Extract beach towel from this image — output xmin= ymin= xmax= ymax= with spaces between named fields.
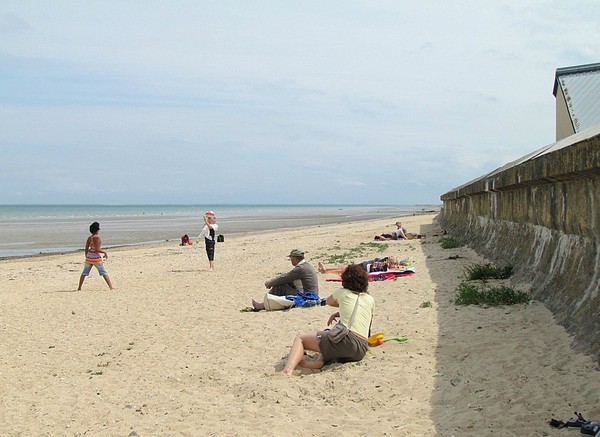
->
xmin=325 ymin=267 xmax=416 ymax=282
xmin=373 ymin=234 xmax=424 ymax=242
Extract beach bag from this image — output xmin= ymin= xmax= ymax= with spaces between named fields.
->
xmin=285 ymin=291 xmax=320 ymax=308
xmin=217 ymin=234 xmax=224 ymax=242
xmin=329 ymin=322 xmax=350 ymax=343
xmin=328 ymin=294 xmax=362 ymax=343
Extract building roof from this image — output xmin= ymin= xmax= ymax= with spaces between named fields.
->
xmin=553 ymin=62 xmax=600 ymax=133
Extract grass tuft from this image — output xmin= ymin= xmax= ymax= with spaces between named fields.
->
xmin=321 ymin=242 xmax=388 ymax=264
xmin=441 ymin=237 xmax=465 ymax=249
xmin=453 ymin=282 xmax=531 ymax=306
xmin=464 ymin=263 xmax=513 ymax=280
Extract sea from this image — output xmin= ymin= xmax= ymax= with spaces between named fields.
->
xmin=0 ymin=204 xmax=440 ymax=258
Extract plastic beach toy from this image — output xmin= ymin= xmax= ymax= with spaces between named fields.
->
xmin=368 ymin=332 xmax=384 ymax=346
xmin=368 ymin=332 xmax=408 ymax=346
xmin=383 ymin=337 xmax=408 ymax=343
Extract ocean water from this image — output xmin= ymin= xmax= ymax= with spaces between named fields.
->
xmin=0 ymin=204 xmax=439 ymax=258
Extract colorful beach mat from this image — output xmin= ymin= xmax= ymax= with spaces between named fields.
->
xmin=326 ymin=267 xmax=416 ymax=282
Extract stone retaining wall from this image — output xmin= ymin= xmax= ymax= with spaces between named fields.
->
xmin=439 ymin=125 xmax=600 ymax=360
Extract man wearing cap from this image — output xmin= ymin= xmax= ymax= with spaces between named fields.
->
xmin=251 ymin=249 xmax=319 ymax=311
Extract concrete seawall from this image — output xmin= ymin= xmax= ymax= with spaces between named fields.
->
xmin=439 ymin=125 xmax=600 ymax=360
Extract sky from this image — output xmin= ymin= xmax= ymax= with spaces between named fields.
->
xmin=1 ymin=1 xmax=599 ymax=205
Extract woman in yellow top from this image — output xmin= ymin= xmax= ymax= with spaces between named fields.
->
xmin=77 ymin=222 xmax=114 ymax=290
xmin=281 ymin=263 xmax=374 ymax=376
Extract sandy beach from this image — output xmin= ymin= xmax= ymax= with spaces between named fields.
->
xmin=1 ymin=213 xmax=599 ymax=436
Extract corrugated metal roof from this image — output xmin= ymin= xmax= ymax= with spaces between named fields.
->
xmin=554 ymin=62 xmax=600 ymax=133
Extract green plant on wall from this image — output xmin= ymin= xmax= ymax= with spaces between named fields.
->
xmin=441 ymin=237 xmax=465 ymax=249
xmin=464 ymin=263 xmax=514 ymax=280
xmin=453 ymin=282 xmax=531 ymax=306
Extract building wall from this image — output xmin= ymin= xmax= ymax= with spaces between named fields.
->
xmin=439 ymin=127 xmax=600 ymax=360
xmin=555 ymin=85 xmax=575 ymax=141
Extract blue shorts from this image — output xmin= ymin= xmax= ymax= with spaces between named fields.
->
xmin=82 ymin=263 xmax=108 ymax=277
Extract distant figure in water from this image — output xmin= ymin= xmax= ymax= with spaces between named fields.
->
xmin=77 ymin=221 xmax=115 ymax=290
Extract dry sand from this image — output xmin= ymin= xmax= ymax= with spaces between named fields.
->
xmin=1 ymin=214 xmax=599 ymax=436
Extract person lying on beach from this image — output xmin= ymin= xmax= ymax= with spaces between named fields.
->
xmin=77 ymin=221 xmax=115 ymax=291
xmin=374 ymin=221 xmax=410 ymax=240
xmin=251 ymin=249 xmax=319 ymax=311
xmin=280 ymin=264 xmax=374 ymax=376
xmin=318 ymin=256 xmax=412 ymax=275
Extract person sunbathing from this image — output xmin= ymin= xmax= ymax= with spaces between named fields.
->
xmin=374 ymin=221 xmax=410 ymax=240
xmin=318 ymin=256 xmax=411 ymax=275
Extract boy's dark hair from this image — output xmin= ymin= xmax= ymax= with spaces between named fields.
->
xmin=90 ymin=222 xmax=100 ymax=234
xmin=341 ymin=264 xmax=369 ymax=294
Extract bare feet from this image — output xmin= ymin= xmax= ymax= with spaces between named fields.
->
xmin=299 ymin=354 xmax=324 ymax=369
xmin=251 ymin=299 xmax=265 ymax=311
xmin=317 ymin=262 xmax=326 ymax=273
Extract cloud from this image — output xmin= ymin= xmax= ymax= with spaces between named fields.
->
xmin=0 ymin=13 xmax=31 ymax=35
xmin=0 ymin=1 xmax=599 ymax=205
xmin=339 ymin=180 xmax=367 ymax=188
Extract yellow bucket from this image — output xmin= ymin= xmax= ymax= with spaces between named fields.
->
xmin=368 ymin=332 xmax=384 ymax=346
